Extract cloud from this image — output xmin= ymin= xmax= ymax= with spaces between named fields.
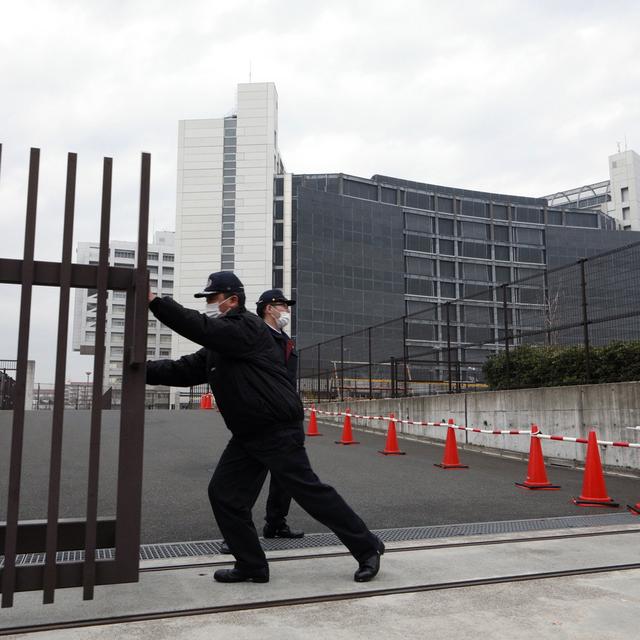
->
xmin=1 ymin=0 xmax=640 ymax=380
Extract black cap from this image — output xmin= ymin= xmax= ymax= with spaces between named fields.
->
xmin=194 ymin=272 xmax=245 ymax=298
xmin=257 ymin=288 xmax=296 ymax=307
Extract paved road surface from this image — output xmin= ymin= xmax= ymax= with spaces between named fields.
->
xmin=1 ymin=410 xmax=638 ymax=543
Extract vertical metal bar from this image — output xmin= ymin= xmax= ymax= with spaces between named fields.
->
xmin=543 ymin=270 xmax=551 ymax=346
xmin=580 ymin=259 xmax=591 ymax=383
xmin=339 ymin=336 xmax=344 ymax=402
xmin=502 ymin=284 xmax=511 ymax=389
xmin=114 ymin=153 xmax=150 ymax=583
xmin=368 ymin=328 xmax=372 ymax=400
xmin=2 ymin=147 xmax=39 ymax=608
xmin=43 ymin=152 xmax=77 ymax=604
xmin=316 ymin=344 xmax=320 ymax=403
xmin=83 ymin=157 xmax=112 ymax=600
xmin=446 ymin=303 xmax=452 ymax=393
xmin=402 ymin=316 xmax=408 ymax=397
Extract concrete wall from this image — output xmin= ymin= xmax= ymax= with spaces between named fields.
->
xmin=315 ymin=381 xmax=640 ymax=474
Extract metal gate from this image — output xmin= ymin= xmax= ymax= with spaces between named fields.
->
xmin=0 ymin=144 xmax=149 ymax=607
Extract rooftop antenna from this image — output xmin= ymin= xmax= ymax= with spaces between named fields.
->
xmin=617 ymin=141 xmax=621 ymax=153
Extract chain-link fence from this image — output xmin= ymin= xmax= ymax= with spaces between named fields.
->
xmin=298 ymin=240 xmax=640 ymax=402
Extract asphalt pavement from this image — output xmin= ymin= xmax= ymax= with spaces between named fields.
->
xmin=1 ymin=410 xmax=639 ymax=544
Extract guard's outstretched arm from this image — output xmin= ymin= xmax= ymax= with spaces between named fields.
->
xmin=146 ymin=347 xmax=208 ymax=387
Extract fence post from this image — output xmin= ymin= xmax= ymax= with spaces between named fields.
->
xmin=340 ymin=336 xmax=344 ymax=402
xmin=368 ymin=327 xmax=373 ymax=400
xmin=390 ymin=356 xmax=396 ymax=397
xmin=402 ymin=316 xmax=408 ymax=397
xmin=502 ymin=284 xmax=511 ymax=389
xmin=446 ymin=303 xmax=453 ymax=393
xmin=316 ymin=343 xmax=321 ymax=404
xmin=580 ymin=259 xmax=591 ymax=383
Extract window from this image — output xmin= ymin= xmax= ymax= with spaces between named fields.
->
xmin=621 ymin=187 xmax=629 ymax=203
xmin=461 ymin=305 xmax=493 ymax=324
xmin=405 ymin=256 xmax=435 ymax=276
xmin=623 ymin=207 xmax=630 ymax=220
xmin=162 ymin=267 xmax=174 ymax=274
xmin=436 ymin=196 xmax=453 ymax=214
xmin=405 ymin=277 xmax=434 ymax=296
xmin=439 ymin=261 xmax=456 ymax=278
xmin=407 ymin=322 xmax=437 ymax=341
xmin=460 ymin=200 xmax=489 ymax=218
xmin=493 ymin=225 xmax=510 ymax=243
xmin=438 ymin=218 xmax=455 ymax=236
xmin=273 ymin=269 xmax=283 ymax=288
xmin=343 ymin=179 xmax=377 ymax=201
xmin=405 ymin=212 xmax=434 ymax=233
xmin=514 ymin=228 xmax=544 ymax=245
xmin=163 ymin=254 xmax=174 ymax=262
xmin=518 ymin=287 xmax=544 ymax=304
xmin=381 ymin=187 xmax=397 ymax=204
xmin=159 ymin=349 xmax=171 ymax=357
xmin=460 ymin=221 xmax=490 ymax=240
xmin=462 ymin=263 xmax=491 ymax=281
xmin=495 ymin=266 xmax=511 ymax=283
xmin=112 ymin=318 xmax=126 ymax=327
xmin=405 ymin=234 xmax=434 ymax=253
xmin=439 ymin=239 xmax=455 ymax=256
xmin=493 ymin=204 xmax=508 ymax=220
xmin=114 ymin=249 xmax=134 ymax=259
xmin=274 ymin=200 xmax=284 ymax=220
xmin=462 ymin=284 xmax=493 ymax=301
xmin=460 ymin=242 xmax=490 ymax=259
xmin=273 ymin=246 xmax=283 ymax=265
xmin=405 ymin=191 xmax=432 ymax=210
xmin=514 ymin=207 xmax=543 ymax=224
xmin=547 ymin=209 xmax=563 ymax=225
xmin=112 ymin=304 xmax=126 ymax=314
xmin=494 ymin=245 xmax=510 ymax=261
xmin=516 ymin=247 xmax=544 ymax=264
xmin=273 ymin=223 xmax=284 ymax=242
xmin=160 ymin=335 xmax=172 ymax=345
xmin=440 ymin=282 xmax=456 ymax=298
xmin=624 ymin=224 xmax=632 ymax=230
xmin=148 ymin=252 xmax=158 ymax=261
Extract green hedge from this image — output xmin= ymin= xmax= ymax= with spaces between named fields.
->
xmin=482 ymin=341 xmax=640 ymax=390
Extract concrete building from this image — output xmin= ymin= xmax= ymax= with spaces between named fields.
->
xmin=173 ymin=83 xmax=285 ymax=364
xmin=72 ymin=231 xmax=175 ymax=394
xmin=544 ymin=148 xmax=640 ymax=231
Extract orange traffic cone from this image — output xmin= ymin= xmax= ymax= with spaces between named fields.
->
xmin=434 ymin=423 xmax=468 ymax=469
xmin=628 ymin=501 xmax=640 ymax=515
xmin=335 ymin=408 xmax=359 ymax=445
xmin=573 ymin=431 xmax=619 ymax=507
xmin=515 ymin=425 xmax=560 ymax=490
xmin=379 ymin=413 xmax=406 ymax=455
xmin=306 ymin=406 xmax=322 ymax=436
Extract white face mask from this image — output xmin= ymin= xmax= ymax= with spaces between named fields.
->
xmin=205 ymin=298 xmax=231 ymax=319
xmin=276 ymin=311 xmax=290 ymax=329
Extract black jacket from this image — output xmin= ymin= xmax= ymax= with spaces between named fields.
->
xmin=146 ymin=297 xmax=303 ymax=438
xmin=266 ymin=325 xmax=298 ymax=387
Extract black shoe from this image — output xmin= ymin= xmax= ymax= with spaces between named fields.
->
xmin=354 ymin=539 xmax=385 ymax=583
xmin=219 ymin=540 xmax=231 ymax=555
xmin=213 ymin=568 xmax=269 ymax=583
xmin=263 ymin=524 xmax=305 ymax=539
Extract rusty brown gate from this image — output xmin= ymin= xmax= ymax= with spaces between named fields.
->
xmin=0 ymin=144 xmax=149 ymax=607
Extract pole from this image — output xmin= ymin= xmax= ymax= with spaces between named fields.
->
xmin=502 ymin=284 xmax=511 ymax=389
xmin=580 ymin=259 xmax=591 ymax=383
xmin=446 ymin=303 xmax=452 ymax=393
xmin=368 ymin=327 xmax=373 ymax=400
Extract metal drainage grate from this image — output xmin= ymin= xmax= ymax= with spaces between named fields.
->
xmin=2 ymin=513 xmax=637 ymax=568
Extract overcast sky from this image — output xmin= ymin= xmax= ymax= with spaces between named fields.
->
xmin=1 ymin=0 xmax=639 ymax=383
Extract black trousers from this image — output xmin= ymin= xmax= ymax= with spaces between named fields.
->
xmin=265 ymin=475 xmax=292 ymax=529
xmin=208 ymin=424 xmax=379 ymax=574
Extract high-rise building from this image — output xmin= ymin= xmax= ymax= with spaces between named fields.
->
xmin=72 ymin=231 xmax=175 ymax=395
xmin=173 ymin=82 xmax=286 ymax=363
xmin=168 ymin=82 xmax=640 ymax=399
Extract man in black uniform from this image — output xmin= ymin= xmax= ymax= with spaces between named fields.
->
xmin=146 ymin=272 xmax=384 ymax=583
xmin=218 ymin=288 xmax=304 ymax=554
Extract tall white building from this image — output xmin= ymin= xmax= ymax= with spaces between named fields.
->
xmin=173 ymin=82 xmax=287 ymax=366
xmin=72 ymin=231 xmax=175 ymax=391
xmin=607 ymin=149 xmax=640 ymax=230
xmin=544 ymin=148 xmax=640 ymax=231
